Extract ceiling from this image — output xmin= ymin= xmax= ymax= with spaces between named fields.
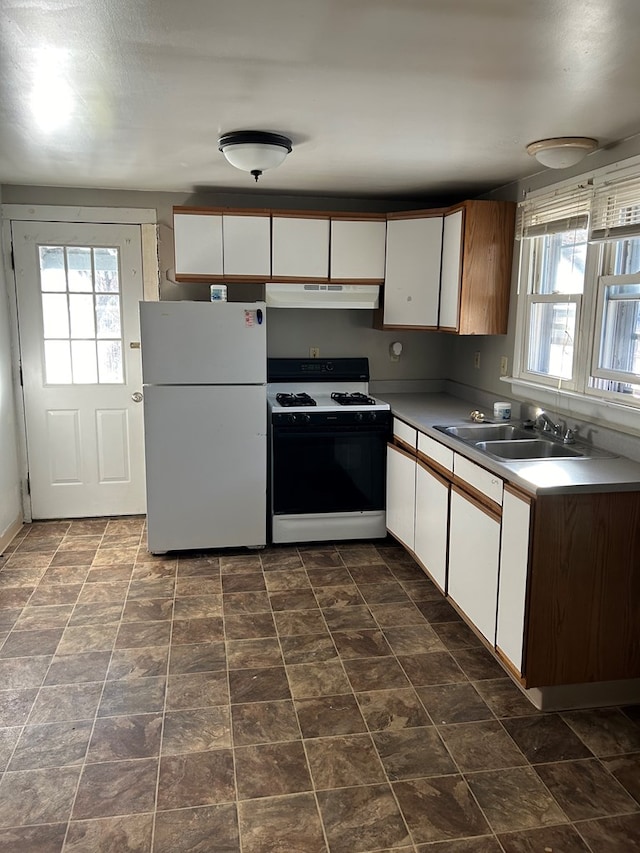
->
xmin=2 ymin=0 xmax=640 ymax=200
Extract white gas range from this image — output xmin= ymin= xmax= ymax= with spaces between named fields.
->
xmin=267 ymin=358 xmax=391 ymax=544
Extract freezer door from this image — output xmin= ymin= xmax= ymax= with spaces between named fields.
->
xmin=140 ymin=301 xmax=266 ymax=385
xmin=143 ymin=385 xmax=266 ymax=551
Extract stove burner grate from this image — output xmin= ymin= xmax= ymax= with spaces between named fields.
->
xmin=330 ymin=392 xmax=377 ymax=406
xmin=276 ymin=392 xmax=317 ymax=407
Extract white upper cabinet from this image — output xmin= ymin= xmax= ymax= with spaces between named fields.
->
xmin=174 ymin=212 xmax=223 ymax=277
xmin=330 ymin=219 xmax=386 ymax=280
xmin=272 ymin=216 xmax=330 ymax=279
xmin=223 ymin=215 xmax=271 ymax=277
xmin=439 ymin=209 xmax=463 ymax=330
xmin=383 ymin=215 xmax=443 ymax=327
xmin=174 ymin=210 xmax=270 ymax=279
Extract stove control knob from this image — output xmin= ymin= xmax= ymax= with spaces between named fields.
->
xmin=368 ymin=411 xmax=377 ymax=422
xmin=300 ymin=413 xmax=311 ymax=424
xmin=355 ymin=411 xmax=364 ymax=422
xmin=287 ymin=414 xmax=297 ymax=424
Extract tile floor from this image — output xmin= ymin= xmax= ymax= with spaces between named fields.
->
xmin=0 ymin=518 xmax=639 ymax=852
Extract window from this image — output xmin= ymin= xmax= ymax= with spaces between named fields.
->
xmin=514 ymin=164 xmax=640 ymax=410
xmin=39 ymin=245 xmax=124 ymax=384
xmin=515 ymin=183 xmax=590 ymax=389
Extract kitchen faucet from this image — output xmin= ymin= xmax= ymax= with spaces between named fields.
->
xmin=535 ymin=410 xmax=563 ymax=436
xmin=535 ymin=410 xmax=576 ymax=444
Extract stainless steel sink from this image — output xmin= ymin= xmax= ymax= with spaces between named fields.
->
xmin=436 ymin=424 xmax=533 ymax=442
xmin=433 ymin=421 xmax=616 ymax=462
xmin=475 ymin=439 xmax=584 ymax=460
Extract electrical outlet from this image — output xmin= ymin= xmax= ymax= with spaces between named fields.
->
xmin=309 ymin=347 xmax=320 ymax=358
xmin=500 ymin=356 xmax=509 ymax=377
xmin=474 ymin=351 xmax=481 ymax=369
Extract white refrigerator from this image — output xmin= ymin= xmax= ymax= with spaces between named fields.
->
xmin=140 ymin=301 xmax=267 ymax=553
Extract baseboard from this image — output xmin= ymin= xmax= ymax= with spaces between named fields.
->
xmin=0 ymin=514 xmax=23 ymax=555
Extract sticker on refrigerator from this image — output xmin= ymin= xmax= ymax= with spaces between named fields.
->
xmin=244 ymin=309 xmax=263 ymax=327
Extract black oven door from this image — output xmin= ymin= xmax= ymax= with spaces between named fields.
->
xmin=271 ymin=422 xmax=388 ymax=515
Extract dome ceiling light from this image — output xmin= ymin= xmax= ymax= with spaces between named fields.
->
xmin=526 ymin=137 xmax=598 ymax=170
xmin=218 ymin=130 xmax=293 ymax=182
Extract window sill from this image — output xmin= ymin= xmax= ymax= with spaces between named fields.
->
xmin=501 ymin=375 xmax=640 ymax=439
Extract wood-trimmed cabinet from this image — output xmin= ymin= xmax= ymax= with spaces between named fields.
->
xmin=174 ymin=209 xmax=271 ymax=280
xmin=413 ymin=432 xmax=453 ymax=592
xmin=330 ymin=215 xmax=386 ymax=282
xmin=173 ymin=202 xmax=515 ymax=336
xmin=496 ymin=486 xmax=532 ymax=676
xmin=439 ymin=200 xmax=516 ymax=335
xmin=387 ymin=421 xmax=640 ymax=691
xmin=382 ymin=213 xmax=443 ymax=328
xmin=271 ymin=213 xmax=330 ymax=281
xmin=447 ymin=452 xmax=504 ymax=644
xmin=386 ymin=419 xmax=418 ymax=550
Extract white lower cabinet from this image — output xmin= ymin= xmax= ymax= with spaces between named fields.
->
xmin=386 ymin=444 xmax=416 ymax=551
xmin=496 ymin=488 xmax=532 ymax=674
xmin=414 ymin=460 xmax=449 ymax=591
xmin=447 ymin=485 xmax=501 ymax=643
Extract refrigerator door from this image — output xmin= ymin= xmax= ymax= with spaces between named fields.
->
xmin=143 ymin=384 xmax=267 ymax=552
xmin=140 ymin=301 xmax=266 ymax=385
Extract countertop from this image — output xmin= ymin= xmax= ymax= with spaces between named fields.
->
xmin=378 ymin=392 xmax=640 ymax=496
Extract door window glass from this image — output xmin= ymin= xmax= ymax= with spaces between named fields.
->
xmin=38 ymin=245 xmax=124 ymax=384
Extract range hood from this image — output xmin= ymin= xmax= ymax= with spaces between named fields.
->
xmin=265 ymin=283 xmax=380 ymax=309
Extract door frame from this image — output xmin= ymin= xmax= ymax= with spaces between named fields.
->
xmin=1 ymin=205 xmax=159 ymax=521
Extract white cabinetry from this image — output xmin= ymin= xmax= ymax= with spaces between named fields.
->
xmin=174 ymin=212 xmax=223 ymax=277
xmin=330 ymin=219 xmax=386 ymax=280
xmin=386 ymin=420 xmax=417 ymax=552
xmin=173 ymin=211 xmax=270 ymax=279
xmin=223 ymin=215 xmax=271 ymax=277
xmin=448 ymin=485 xmax=501 ymax=643
xmin=272 ymin=216 xmax=330 ymax=279
xmin=383 ymin=215 xmax=443 ymax=327
xmin=439 ymin=209 xmax=463 ymax=330
xmin=386 ymin=444 xmax=416 ymax=551
xmin=448 ymin=454 xmax=503 ymax=644
xmin=414 ymin=460 xmax=449 ymax=591
xmin=496 ymin=488 xmax=532 ymax=674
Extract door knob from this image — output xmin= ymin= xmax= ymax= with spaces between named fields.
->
xmin=131 ymin=392 xmax=143 ymax=403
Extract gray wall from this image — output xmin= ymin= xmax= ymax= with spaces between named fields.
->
xmin=0 ymin=188 xmax=22 ymax=542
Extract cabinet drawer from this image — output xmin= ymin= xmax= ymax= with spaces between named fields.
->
xmin=417 ymin=432 xmax=453 ymax=473
xmin=393 ymin=418 xmax=417 ymax=450
xmin=453 ymin=454 xmax=503 ymax=506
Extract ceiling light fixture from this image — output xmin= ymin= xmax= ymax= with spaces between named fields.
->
xmin=218 ymin=130 xmax=293 ymax=182
xmin=526 ymin=137 xmax=598 ymax=169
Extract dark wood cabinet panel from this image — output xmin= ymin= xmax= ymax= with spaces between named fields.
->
xmin=524 ymin=491 xmax=640 ymax=687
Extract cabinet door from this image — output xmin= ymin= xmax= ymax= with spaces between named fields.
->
xmin=496 ymin=489 xmax=531 ymax=675
xmin=383 ymin=217 xmax=443 ymax=327
xmin=414 ymin=460 xmax=449 ymax=591
xmin=448 ymin=486 xmax=500 ymax=643
xmin=386 ymin=444 xmax=416 ymax=551
xmin=272 ymin=217 xmax=330 ymax=279
xmin=174 ymin=213 xmax=223 ymax=277
xmin=439 ymin=209 xmax=463 ymax=330
xmin=223 ymin=215 xmax=271 ymax=277
xmin=330 ymin=219 xmax=386 ymax=280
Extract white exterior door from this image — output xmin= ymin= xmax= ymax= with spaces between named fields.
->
xmin=12 ymin=221 xmax=146 ymax=519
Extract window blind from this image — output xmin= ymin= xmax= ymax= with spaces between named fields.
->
xmin=516 ymin=183 xmax=591 ymax=239
xmin=590 ymin=172 xmax=640 ymax=241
